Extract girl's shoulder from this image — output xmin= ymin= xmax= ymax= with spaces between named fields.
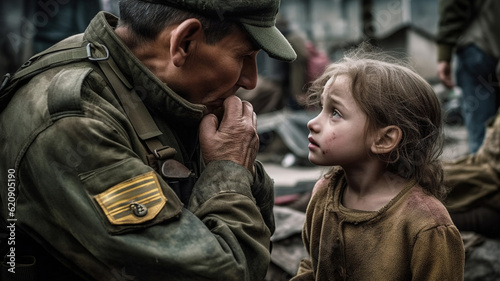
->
xmin=402 ymin=184 xmax=454 ymax=227
xmin=312 ymin=166 xmax=344 ymax=197
xmin=311 ymin=176 xmax=329 ymax=197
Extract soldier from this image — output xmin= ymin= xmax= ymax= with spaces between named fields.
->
xmin=0 ymin=0 xmax=296 ymax=280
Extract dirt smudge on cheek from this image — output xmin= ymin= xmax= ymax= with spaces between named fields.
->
xmin=322 ymin=134 xmax=336 ymax=155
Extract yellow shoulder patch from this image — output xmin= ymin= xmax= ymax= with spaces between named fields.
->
xmin=94 ymin=171 xmax=167 ymax=225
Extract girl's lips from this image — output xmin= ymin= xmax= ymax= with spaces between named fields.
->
xmin=308 ymin=136 xmax=319 ymax=149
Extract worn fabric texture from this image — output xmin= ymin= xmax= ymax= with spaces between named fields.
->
xmin=444 ymin=107 xmax=500 ymax=212
xmin=0 ymin=12 xmax=275 ymax=281
xmin=292 ymin=168 xmax=465 ymax=281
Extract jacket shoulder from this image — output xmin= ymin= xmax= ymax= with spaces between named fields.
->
xmin=47 ymin=66 xmax=94 ymax=120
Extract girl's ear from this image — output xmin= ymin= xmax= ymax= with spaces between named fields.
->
xmin=170 ymin=18 xmax=204 ymax=67
xmin=371 ymin=125 xmax=402 ymax=154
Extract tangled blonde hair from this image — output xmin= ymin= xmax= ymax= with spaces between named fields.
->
xmin=308 ymin=44 xmax=446 ymax=200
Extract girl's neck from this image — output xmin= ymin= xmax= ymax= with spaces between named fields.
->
xmin=342 ymin=165 xmax=408 ymax=211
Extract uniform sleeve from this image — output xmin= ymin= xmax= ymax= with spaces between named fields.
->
xmin=18 ymin=111 xmax=273 ymax=281
xmin=410 ymin=224 xmax=465 ymax=280
xmin=251 ymin=160 xmax=276 ymax=234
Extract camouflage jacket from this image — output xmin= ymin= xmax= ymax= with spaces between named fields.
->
xmin=0 ymin=12 xmax=274 ymax=281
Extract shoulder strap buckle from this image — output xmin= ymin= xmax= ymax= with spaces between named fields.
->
xmin=86 ymin=43 xmax=109 ymax=61
xmin=154 ymin=145 xmax=177 ymax=160
xmin=0 ymin=73 xmax=11 ymax=93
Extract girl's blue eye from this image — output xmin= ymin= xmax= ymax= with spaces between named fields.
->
xmin=331 ymin=109 xmax=342 ymax=118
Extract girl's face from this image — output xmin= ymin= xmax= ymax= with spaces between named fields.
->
xmin=307 ymin=75 xmax=373 ymax=167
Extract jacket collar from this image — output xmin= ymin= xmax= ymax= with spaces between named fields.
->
xmin=83 ymin=12 xmax=206 ymax=123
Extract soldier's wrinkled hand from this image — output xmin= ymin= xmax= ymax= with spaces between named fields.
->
xmin=199 ymin=96 xmax=259 ymax=175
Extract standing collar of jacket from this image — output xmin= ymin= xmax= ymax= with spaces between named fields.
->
xmin=83 ymin=11 xmax=206 ymax=123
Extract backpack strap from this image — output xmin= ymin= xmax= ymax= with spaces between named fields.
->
xmin=94 ymin=48 xmax=176 ymax=161
xmin=93 ymin=45 xmax=196 ymax=204
xmin=1 ymin=35 xmax=180 ymax=169
xmin=0 ymin=33 xmax=108 ymax=112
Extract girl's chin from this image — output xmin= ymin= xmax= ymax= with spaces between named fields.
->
xmin=308 ymin=154 xmax=330 ymax=167
xmin=307 ymin=155 xmax=318 ymax=165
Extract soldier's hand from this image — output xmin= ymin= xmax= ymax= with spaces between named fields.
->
xmin=199 ymin=96 xmax=258 ymax=175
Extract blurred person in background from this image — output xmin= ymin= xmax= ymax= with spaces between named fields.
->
xmin=436 ymin=0 xmax=500 ymax=153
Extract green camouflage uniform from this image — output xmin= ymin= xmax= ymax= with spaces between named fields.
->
xmin=0 ymin=12 xmax=275 ymax=281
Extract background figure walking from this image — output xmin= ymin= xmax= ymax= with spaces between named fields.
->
xmin=437 ymin=0 xmax=500 ymax=153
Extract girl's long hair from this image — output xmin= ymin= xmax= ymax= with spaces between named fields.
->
xmin=308 ymin=44 xmax=446 ymax=200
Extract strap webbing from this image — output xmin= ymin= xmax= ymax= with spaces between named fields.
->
xmin=14 ymin=49 xmax=87 ymax=79
xmin=96 ymin=56 xmax=176 ymax=160
xmin=1 ymin=36 xmax=89 ymax=112
xmin=11 ymin=34 xmax=88 ymax=84
xmin=1 ymin=36 xmax=175 ymax=160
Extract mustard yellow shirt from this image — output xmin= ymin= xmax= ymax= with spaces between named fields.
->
xmin=293 ymin=168 xmax=465 ymax=281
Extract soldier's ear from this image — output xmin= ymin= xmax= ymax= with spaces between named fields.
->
xmin=370 ymin=125 xmax=402 ymax=155
xmin=170 ymin=18 xmax=204 ymax=67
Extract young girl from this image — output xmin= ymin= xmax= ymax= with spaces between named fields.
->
xmin=292 ymin=48 xmax=465 ymax=281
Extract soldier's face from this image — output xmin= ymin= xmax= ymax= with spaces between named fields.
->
xmin=172 ymin=27 xmax=259 ymax=115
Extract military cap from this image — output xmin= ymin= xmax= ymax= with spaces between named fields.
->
xmin=138 ymin=0 xmax=297 ymax=62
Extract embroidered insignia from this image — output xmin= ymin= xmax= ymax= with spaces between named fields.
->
xmin=94 ymin=171 xmax=167 ymax=225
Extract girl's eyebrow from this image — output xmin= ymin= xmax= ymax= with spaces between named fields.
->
xmin=325 ymin=89 xmax=346 ymax=110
